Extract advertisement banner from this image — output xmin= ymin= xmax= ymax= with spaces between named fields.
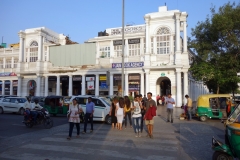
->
xmin=0 ymin=72 xmax=17 ymax=77
xmin=86 ymin=77 xmax=95 ymax=81
xmin=112 ymin=62 xmax=144 ymax=68
xmin=87 ymin=81 xmax=94 ymax=90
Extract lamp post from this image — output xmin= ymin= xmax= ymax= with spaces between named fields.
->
xmin=121 ymin=0 xmax=125 ymax=97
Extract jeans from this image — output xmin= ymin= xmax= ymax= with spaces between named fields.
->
xmin=30 ymin=111 xmax=38 ymax=123
xmin=167 ymin=108 xmax=173 ymax=122
xmin=187 ymin=108 xmax=192 ymax=120
xmin=141 ymin=113 xmax=145 ymax=132
xmin=69 ymin=122 xmax=80 ymax=137
xmin=133 ymin=117 xmax=141 ymax=133
xmin=125 ymin=111 xmax=132 ymax=127
xmin=84 ymin=113 xmax=93 ymax=132
xmin=25 ymin=110 xmax=30 ymax=120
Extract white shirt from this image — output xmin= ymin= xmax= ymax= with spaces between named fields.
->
xmin=132 ymin=101 xmax=142 ymax=118
xmin=31 ymin=103 xmax=43 ymax=110
xmin=24 ymin=101 xmax=31 ymax=110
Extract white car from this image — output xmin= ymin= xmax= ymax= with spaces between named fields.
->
xmin=0 ymin=97 xmax=27 ymax=115
xmin=70 ymin=96 xmax=112 ymax=124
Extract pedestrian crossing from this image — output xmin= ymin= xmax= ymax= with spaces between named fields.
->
xmin=0 ymin=122 xmax=191 ymax=160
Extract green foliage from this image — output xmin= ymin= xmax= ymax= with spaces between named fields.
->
xmin=189 ymin=2 xmax=240 ymax=94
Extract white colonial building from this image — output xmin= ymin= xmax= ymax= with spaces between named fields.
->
xmin=0 ymin=6 xmax=209 ymax=107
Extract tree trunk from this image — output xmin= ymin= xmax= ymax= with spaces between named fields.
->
xmin=217 ymin=84 xmax=219 ymax=94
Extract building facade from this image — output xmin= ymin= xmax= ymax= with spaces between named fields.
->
xmin=0 ymin=6 xmax=209 ymax=107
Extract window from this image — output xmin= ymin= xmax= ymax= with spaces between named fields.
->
xmin=129 ymin=44 xmax=140 ymax=56
xmin=0 ymin=60 xmax=3 ymax=69
xmin=92 ymin=98 xmax=105 ymax=107
xmin=99 ymin=46 xmax=110 ymax=58
xmin=14 ymin=59 xmax=18 ymax=68
xmin=10 ymin=98 xmax=16 ymax=103
xmin=17 ymin=98 xmax=26 ymax=103
xmin=114 ymin=45 xmax=122 ymax=57
xmin=5 ymin=59 xmax=12 ymax=68
xmin=44 ymin=46 xmax=47 ymax=61
xmin=75 ymin=97 xmax=87 ymax=105
xmin=29 ymin=47 xmax=38 ymax=62
xmin=156 ymin=27 xmax=170 ymax=54
xmin=3 ymin=98 xmax=10 ymax=102
xmin=143 ymin=38 xmax=146 ymax=53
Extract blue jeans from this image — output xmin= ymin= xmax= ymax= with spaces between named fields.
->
xmin=30 ymin=111 xmax=38 ymax=123
xmin=187 ymin=108 xmax=192 ymax=120
xmin=133 ymin=117 xmax=141 ymax=133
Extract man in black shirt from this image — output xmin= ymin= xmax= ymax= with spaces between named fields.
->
xmin=139 ymin=94 xmax=145 ymax=133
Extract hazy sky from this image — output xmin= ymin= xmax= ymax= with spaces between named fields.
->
xmin=0 ymin=0 xmax=238 ymax=46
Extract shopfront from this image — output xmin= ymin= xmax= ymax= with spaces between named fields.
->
xmin=61 ymin=76 xmax=69 ymax=96
xmin=86 ymin=75 xmax=95 ymax=95
xmin=73 ymin=76 xmax=81 ymax=95
xmin=128 ymin=74 xmax=140 ymax=96
xmin=99 ymin=75 xmax=108 ymax=96
xmin=113 ymin=74 xmax=122 ymax=95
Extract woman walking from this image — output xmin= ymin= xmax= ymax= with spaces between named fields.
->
xmin=67 ymin=98 xmax=83 ymax=140
xmin=124 ymin=96 xmax=132 ymax=128
xmin=109 ymin=97 xmax=117 ymax=129
xmin=132 ymin=95 xmax=142 ymax=137
xmin=116 ymin=97 xmax=125 ymax=130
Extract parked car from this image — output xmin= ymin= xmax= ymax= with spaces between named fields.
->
xmin=30 ymin=96 xmax=45 ymax=106
xmin=0 ymin=97 xmax=27 ymax=114
xmin=70 ymin=96 xmax=112 ymax=124
xmin=0 ymin=95 xmax=18 ymax=102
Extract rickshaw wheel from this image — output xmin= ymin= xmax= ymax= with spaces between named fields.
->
xmin=200 ymin=115 xmax=207 ymax=122
xmin=43 ymin=118 xmax=53 ymax=129
xmin=212 ymin=151 xmax=233 ymax=160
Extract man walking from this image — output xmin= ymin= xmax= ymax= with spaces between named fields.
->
xmin=145 ymin=92 xmax=157 ymax=138
xmin=185 ymin=95 xmax=193 ymax=121
xmin=83 ymin=97 xmax=95 ymax=134
xmin=166 ymin=94 xmax=175 ymax=123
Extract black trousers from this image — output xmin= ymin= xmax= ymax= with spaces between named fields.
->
xmin=84 ymin=113 xmax=93 ymax=132
xmin=125 ymin=111 xmax=132 ymax=127
xmin=141 ymin=113 xmax=145 ymax=132
xmin=68 ymin=122 xmax=80 ymax=137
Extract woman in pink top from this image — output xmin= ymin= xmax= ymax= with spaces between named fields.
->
xmin=67 ymin=98 xmax=83 ymax=140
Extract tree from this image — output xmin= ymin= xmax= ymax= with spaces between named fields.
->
xmin=189 ymin=2 xmax=240 ymax=94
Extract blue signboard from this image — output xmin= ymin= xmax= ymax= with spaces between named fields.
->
xmin=112 ymin=62 xmax=144 ymax=68
xmin=100 ymin=82 xmax=108 ymax=89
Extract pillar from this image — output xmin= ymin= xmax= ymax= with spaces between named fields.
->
xmin=140 ymin=73 xmax=144 ymax=95
xmin=11 ymin=57 xmax=14 ymax=68
xmin=68 ymin=75 xmax=73 ymax=96
xmin=2 ymin=80 xmax=5 ymax=95
xmin=109 ymin=73 xmax=113 ymax=96
xmin=3 ymin=58 xmax=6 ymax=69
xmin=95 ymin=74 xmax=99 ymax=96
xmin=10 ymin=80 xmax=13 ymax=95
xmin=38 ymin=35 xmax=43 ymax=61
xmin=176 ymin=69 xmax=182 ymax=107
xmin=36 ymin=76 xmax=41 ymax=96
xmin=19 ymin=35 xmax=24 ymax=62
xmin=56 ymin=75 xmax=60 ymax=96
xmin=17 ymin=76 xmax=22 ymax=96
xmin=183 ymin=71 xmax=188 ymax=104
xmin=145 ymin=16 xmax=150 ymax=53
xmin=145 ymin=71 xmax=149 ymax=95
xmin=140 ymin=38 xmax=144 ymax=55
xmin=125 ymin=73 xmax=128 ymax=96
xmin=44 ymin=76 xmax=48 ymax=96
xmin=81 ymin=75 xmax=86 ymax=95
xmin=174 ymin=12 xmax=181 ymax=65
xmin=183 ymin=21 xmax=188 ymax=53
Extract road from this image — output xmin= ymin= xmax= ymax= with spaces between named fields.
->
xmin=0 ymin=106 xmax=226 ymax=160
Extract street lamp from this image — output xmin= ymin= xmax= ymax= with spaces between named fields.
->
xmin=121 ymin=0 xmax=125 ymax=97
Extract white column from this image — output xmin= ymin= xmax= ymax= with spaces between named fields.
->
xmin=153 ymin=37 xmax=157 ymax=54
xmin=125 ymin=39 xmax=128 ymax=57
xmin=109 ymin=73 xmax=113 ymax=96
xmin=56 ymin=75 xmax=60 ymax=96
xmin=145 ymin=16 xmax=150 ymax=53
xmin=175 ymin=13 xmax=181 ymax=52
xmin=81 ymin=75 xmax=86 ymax=95
xmin=183 ymin=71 xmax=188 ymax=104
xmin=176 ymin=69 xmax=182 ymax=107
xmin=95 ymin=74 xmax=99 ymax=96
xmin=27 ymin=48 xmax=30 ymax=62
xmin=17 ymin=76 xmax=22 ymax=96
xmin=2 ymin=80 xmax=5 ymax=95
xmin=183 ymin=21 xmax=188 ymax=53
xmin=19 ymin=36 xmax=24 ymax=62
xmin=145 ymin=71 xmax=149 ymax=94
xmin=10 ymin=80 xmax=13 ymax=95
xmin=140 ymin=38 xmax=144 ymax=55
xmin=68 ymin=75 xmax=73 ymax=96
xmin=11 ymin=57 xmax=14 ymax=68
xmin=140 ymin=73 xmax=144 ymax=95
xmin=170 ymin=35 xmax=173 ymax=54
xmin=36 ymin=76 xmax=41 ymax=96
xmin=38 ymin=35 xmax=43 ymax=61
xmin=3 ymin=58 xmax=6 ymax=69
xmin=125 ymin=73 xmax=128 ymax=96
xmin=44 ymin=76 xmax=48 ymax=96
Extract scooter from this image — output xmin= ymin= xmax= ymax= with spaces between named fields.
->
xmin=212 ymin=104 xmax=240 ymax=160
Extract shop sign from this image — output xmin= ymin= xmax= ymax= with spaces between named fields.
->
xmin=129 ymin=84 xmax=139 ymax=91
xmin=129 ymin=75 xmax=140 ymax=80
xmin=0 ymin=72 xmax=17 ymax=77
xmin=48 ymin=77 xmax=56 ymax=81
xmin=86 ymin=77 xmax=95 ymax=81
xmin=13 ymin=81 xmax=18 ymax=86
xmin=73 ymin=76 xmax=81 ymax=81
xmin=100 ymin=76 xmax=106 ymax=81
xmin=113 ymin=40 xmax=125 ymax=46
xmin=112 ymin=62 xmax=144 ymax=68
xmin=111 ymin=26 xmax=146 ymax=35
xmin=128 ymin=38 xmax=140 ymax=44
xmin=87 ymin=81 xmax=94 ymax=90
xmin=113 ymin=75 xmax=122 ymax=80
xmin=61 ymin=77 xmax=68 ymax=81
xmin=100 ymin=82 xmax=108 ymax=89
xmin=161 ymin=73 xmax=166 ymax=77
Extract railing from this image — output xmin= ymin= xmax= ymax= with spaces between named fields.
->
xmin=0 ymin=48 xmax=19 ymax=55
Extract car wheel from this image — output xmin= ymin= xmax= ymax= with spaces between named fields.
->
xmin=200 ymin=115 xmax=207 ymax=122
xmin=212 ymin=151 xmax=233 ymax=160
xmin=19 ymin=108 xmax=25 ymax=115
xmin=0 ymin=107 xmax=3 ymax=114
xmin=105 ymin=115 xmax=111 ymax=125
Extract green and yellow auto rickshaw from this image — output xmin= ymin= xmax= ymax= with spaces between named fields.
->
xmin=43 ymin=96 xmax=69 ymax=116
xmin=212 ymin=103 xmax=240 ymax=159
xmin=196 ymin=94 xmax=235 ymax=122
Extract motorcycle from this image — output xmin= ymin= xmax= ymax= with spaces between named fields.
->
xmin=212 ymin=104 xmax=240 ymax=160
xmin=22 ymin=108 xmax=53 ymax=129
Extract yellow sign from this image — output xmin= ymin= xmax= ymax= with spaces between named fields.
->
xmin=100 ymin=76 xmax=106 ymax=81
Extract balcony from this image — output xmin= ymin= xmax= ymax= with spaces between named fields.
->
xmin=0 ymin=48 xmax=19 ymax=56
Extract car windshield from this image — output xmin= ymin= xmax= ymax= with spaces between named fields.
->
xmin=64 ymin=97 xmax=71 ymax=103
xmin=100 ymin=97 xmax=111 ymax=106
xmin=228 ymin=104 xmax=240 ymax=122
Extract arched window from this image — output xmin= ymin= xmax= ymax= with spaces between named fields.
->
xmin=156 ymin=27 xmax=170 ymax=54
xmin=28 ymin=41 xmax=38 ymax=62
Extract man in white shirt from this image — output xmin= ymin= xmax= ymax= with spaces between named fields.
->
xmin=30 ymin=99 xmax=43 ymax=123
xmin=24 ymin=97 xmax=31 ymax=121
xmin=166 ymin=94 xmax=175 ymax=123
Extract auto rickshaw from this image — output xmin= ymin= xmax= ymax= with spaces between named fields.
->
xmin=196 ymin=94 xmax=235 ymax=122
xmin=43 ymin=96 xmax=69 ymax=116
xmin=212 ymin=103 xmax=240 ymax=159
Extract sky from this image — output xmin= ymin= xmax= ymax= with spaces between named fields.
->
xmin=0 ymin=0 xmax=238 ymax=46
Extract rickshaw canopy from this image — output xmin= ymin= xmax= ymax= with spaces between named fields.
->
xmin=197 ymin=94 xmax=231 ymax=108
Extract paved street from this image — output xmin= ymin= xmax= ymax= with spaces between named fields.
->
xmin=0 ymin=106 xmax=225 ymax=160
